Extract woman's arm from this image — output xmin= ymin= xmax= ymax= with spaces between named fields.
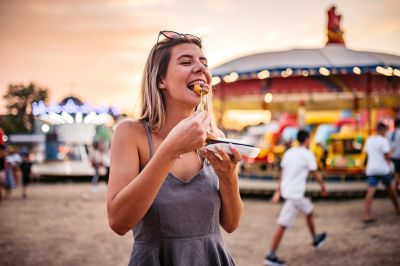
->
xmin=107 ymin=120 xmax=178 ymax=235
xmin=202 ymin=134 xmax=243 ymax=233
xmin=107 ymin=112 xmax=210 ymax=235
xmin=217 ymin=152 xmax=243 ymax=233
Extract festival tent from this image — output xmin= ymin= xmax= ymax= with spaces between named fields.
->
xmin=212 ymin=44 xmax=400 ymax=80
xmin=210 ymin=44 xmax=400 ymax=130
xmin=211 ymin=44 xmax=400 ymax=100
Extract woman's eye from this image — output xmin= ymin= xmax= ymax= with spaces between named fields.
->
xmin=181 ymin=61 xmax=191 ymax=65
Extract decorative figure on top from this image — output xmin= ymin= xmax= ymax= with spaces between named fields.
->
xmin=326 ymin=5 xmax=345 ymax=45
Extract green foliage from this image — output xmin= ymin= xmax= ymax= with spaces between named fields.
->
xmin=0 ymin=114 xmax=27 ymax=134
xmin=1 ymin=82 xmax=49 ymax=134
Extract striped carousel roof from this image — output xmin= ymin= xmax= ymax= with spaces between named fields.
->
xmin=211 ymin=44 xmax=400 ymax=79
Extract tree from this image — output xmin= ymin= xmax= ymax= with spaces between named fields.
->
xmin=0 ymin=82 xmax=49 ymax=134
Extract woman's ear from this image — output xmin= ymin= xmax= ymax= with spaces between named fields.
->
xmin=158 ymin=76 xmax=167 ymax=90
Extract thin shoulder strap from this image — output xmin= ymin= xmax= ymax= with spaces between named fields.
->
xmin=143 ymin=121 xmax=154 ymax=158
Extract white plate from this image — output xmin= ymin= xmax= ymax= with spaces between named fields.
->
xmin=205 ymin=142 xmax=260 ymax=158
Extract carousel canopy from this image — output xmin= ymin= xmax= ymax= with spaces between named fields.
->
xmin=211 ymin=44 xmax=400 ymax=79
xmin=32 ymin=96 xmax=120 ymax=126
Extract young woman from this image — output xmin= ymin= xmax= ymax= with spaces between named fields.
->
xmin=107 ymin=31 xmax=243 ymax=265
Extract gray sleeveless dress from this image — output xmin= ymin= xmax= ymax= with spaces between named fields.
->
xmin=128 ymin=123 xmax=235 ymax=266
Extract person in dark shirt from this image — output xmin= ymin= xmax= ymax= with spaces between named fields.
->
xmin=0 ymin=144 xmax=6 ymax=203
xmin=20 ymin=152 xmax=33 ymax=199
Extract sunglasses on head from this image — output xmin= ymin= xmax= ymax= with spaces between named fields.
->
xmin=157 ymin=30 xmax=202 ymax=44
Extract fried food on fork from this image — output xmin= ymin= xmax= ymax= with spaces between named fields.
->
xmin=193 ymin=84 xmax=209 ymax=111
xmin=193 ymin=84 xmax=208 ymax=96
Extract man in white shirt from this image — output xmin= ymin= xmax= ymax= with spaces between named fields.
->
xmin=364 ymin=122 xmax=400 ymax=223
xmin=263 ymin=130 xmax=327 ymax=266
xmin=387 ymin=118 xmax=400 ymax=190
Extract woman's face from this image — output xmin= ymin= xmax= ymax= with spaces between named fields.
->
xmin=159 ymin=43 xmax=212 ymax=107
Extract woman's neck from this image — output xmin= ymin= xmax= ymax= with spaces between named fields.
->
xmin=159 ymin=102 xmax=195 ymax=137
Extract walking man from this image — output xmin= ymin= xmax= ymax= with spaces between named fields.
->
xmin=263 ymin=129 xmax=328 ymax=266
xmin=363 ymin=122 xmax=400 ymax=223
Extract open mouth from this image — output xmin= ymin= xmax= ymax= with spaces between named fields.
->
xmin=187 ymin=80 xmax=206 ymax=91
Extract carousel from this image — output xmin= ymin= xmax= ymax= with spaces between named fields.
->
xmin=211 ymin=5 xmax=400 ymax=132
xmin=210 ymin=6 xmax=400 ymax=196
xmin=31 ymin=96 xmax=119 ymax=177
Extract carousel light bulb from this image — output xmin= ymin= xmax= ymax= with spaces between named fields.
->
xmin=376 ymin=66 xmax=392 ymax=76
xmin=61 ymin=111 xmax=74 ymax=124
xmin=223 ymin=72 xmax=239 ymax=83
xmin=41 ymin=124 xmax=50 ymax=133
xmin=353 ymin=67 xmax=361 ymax=75
xmin=257 ymin=70 xmax=270 ymax=79
xmin=75 ymin=112 xmax=83 ymax=123
xmin=264 ymin=93 xmax=273 ymax=103
xmin=211 ymin=76 xmax=221 ymax=86
xmin=49 ymin=112 xmax=66 ymax=124
xmin=83 ymin=111 xmax=97 ymax=124
xmin=319 ymin=67 xmax=330 ymax=76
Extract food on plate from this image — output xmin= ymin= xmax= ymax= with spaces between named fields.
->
xmin=205 ymin=137 xmax=261 ymax=158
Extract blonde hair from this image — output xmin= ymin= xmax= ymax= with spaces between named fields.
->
xmin=139 ymin=35 xmax=218 ymax=133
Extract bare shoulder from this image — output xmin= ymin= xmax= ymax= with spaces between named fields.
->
xmin=112 ymin=119 xmax=145 ymax=145
xmin=114 ymin=119 xmax=143 ymax=135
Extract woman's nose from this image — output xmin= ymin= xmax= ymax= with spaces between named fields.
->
xmin=193 ymin=63 xmax=206 ymax=74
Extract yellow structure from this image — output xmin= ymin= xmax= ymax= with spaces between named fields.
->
xmin=325 ymin=131 xmax=367 ymax=173
xmin=306 ymin=111 xmax=341 ymax=168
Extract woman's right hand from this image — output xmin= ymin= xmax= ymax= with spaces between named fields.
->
xmin=164 ymin=111 xmax=211 ymax=157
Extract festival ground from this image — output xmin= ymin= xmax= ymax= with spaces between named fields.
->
xmin=1 ymin=183 xmax=399 ymax=266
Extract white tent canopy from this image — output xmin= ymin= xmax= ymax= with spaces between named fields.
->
xmin=211 ymin=44 xmax=400 ymax=78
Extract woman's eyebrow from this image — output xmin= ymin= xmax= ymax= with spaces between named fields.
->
xmin=177 ymin=54 xmax=193 ymax=60
xmin=177 ymin=54 xmax=208 ymax=63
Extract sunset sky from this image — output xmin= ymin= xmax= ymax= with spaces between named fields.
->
xmin=1 ymin=0 xmax=399 ymax=115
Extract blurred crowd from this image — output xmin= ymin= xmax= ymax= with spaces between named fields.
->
xmin=0 ymin=145 xmax=33 ymax=202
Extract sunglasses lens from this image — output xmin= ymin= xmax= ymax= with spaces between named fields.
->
xmin=162 ymin=31 xmax=181 ymax=39
xmin=157 ymin=31 xmax=201 ymax=44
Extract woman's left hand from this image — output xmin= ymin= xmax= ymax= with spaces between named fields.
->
xmin=201 ymin=143 xmax=243 ymax=233
xmin=201 ymin=144 xmax=242 ymax=184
